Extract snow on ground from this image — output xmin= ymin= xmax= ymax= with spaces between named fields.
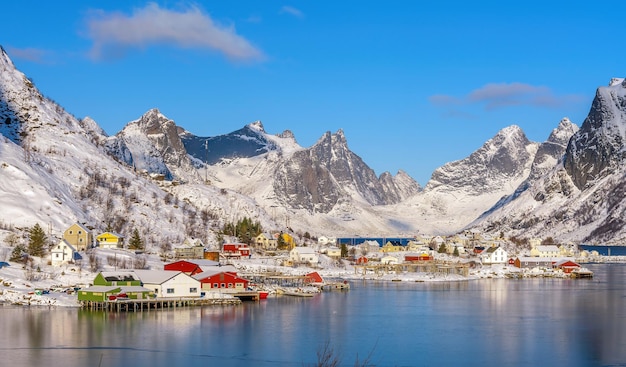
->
xmin=1 ymin=247 xmax=617 ymax=308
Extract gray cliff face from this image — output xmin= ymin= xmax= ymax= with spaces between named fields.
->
xmin=425 ymin=125 xmax=537 ymax=195
xmin=527 ymin=118 xmax=579 ymax=184
xmin=564 ymin=79 xmax=626 ymax=190
xmin=106 ymin=109 xmax=198 ymax=181
xmin=273 ymin=130 xmax=420 ymax=213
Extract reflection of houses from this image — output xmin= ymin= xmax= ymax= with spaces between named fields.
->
xmin=480 ymin=246 xmax=508 ymax=265
xmin=50 ymin=239 xmax=81 ymax=266
xmin=96 ymin=232 xmax=125 ymax=249
xmin=133 ymin=270 xmax=201 ymax=298
xmin=63 ymin=223 xmax=92 ymax=251
xmin=289 ymin=247 xmax=319 ymax=265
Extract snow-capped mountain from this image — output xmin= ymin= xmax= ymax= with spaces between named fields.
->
xmin=5 ymin=42 xmax=626 ymax=244
xmin=106 ymin=108 xmax=200 ymax=182
xmin=473 ymin=78 xmax=626 ymax=244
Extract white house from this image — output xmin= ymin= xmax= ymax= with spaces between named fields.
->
xmin=480 ymin=246 xmax=508 ymax=265
xmin=132 ymin=270 xmax=201 ymax=298
xmin=50 ymin=239 xmax=81 ymax=266
xmin=323 ymin=247 xmax=342 ymax=259
xmin=317 ymin=236 xmax=337 ymax=246
xmin=289 ymin=247 xmax=319 ymax=265
xmin=381 ymin=255 xmax=400 ymax=265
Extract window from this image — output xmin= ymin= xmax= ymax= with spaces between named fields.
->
xmin=166 ymin=288 xmax=175 ymax=294
xmin=190 ymin=287 xmax=197 ymax=293
xmin=221 ymin=283 xmax=225 ymax=288
xmin=228 ymin=283 xmax=233 ymax=288
xmin=213 ymin=283 xmax=218 ymax=288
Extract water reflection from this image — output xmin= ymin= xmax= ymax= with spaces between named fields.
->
xmin=1 ymin=264 xmax=626 ymax=366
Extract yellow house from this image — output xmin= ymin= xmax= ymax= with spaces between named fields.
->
xmin=96 ymin=232 xmax=125 ymax=249
xmin=381 ymin=241 xmax=403 ymax=253
xmin=276 ymin=232 xmax=296 ymax=250
xmin=63 ymin=223 xmax=93 ymax=251
xmin=255 ymin=233 xmax=278 ymax=250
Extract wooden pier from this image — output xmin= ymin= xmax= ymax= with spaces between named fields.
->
xmin=80 ymin=296 xmax=241 ymax=312
xmin=354 ymin=260 xmax=470 ymax=277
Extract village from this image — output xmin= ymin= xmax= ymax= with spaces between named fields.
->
xmin=0 ymin=222 xmax=604 ymax=309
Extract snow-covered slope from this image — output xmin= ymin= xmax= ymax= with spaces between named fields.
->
xmin=473 ymin=78 xmax=626 ymax=244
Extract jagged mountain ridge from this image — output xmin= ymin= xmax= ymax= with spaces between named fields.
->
xmin=473 ymin=78 xmax=626 ymax=244
xmin=5 ymin=44 xmax=626 ymax=243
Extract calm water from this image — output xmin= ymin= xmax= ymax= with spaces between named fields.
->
xmin=2 ymin=264 xmax=626 ymax=367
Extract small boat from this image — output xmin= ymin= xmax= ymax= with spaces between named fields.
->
xmin=571 ymin=267 xmax=594 ymax=278
xmin=281 ymin=288 xmax=316 ymax=297
xmin=258 ymin=291 xmax=269 ymax=300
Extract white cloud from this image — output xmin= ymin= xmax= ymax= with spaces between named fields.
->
xmin=280 ymin=6 xmax=304 ymax=18
xmin=85 ymin=3 xmax=264 ymax=61
xmin=430 ymin=82 xmax=584 ymax=111
xmin=6 ymin=47 xmax=49 ymax=64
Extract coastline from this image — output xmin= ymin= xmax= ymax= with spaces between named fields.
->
xmin=2 ymin=253 xmax=617 ymax=308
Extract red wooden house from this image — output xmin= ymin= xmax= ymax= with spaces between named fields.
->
xmin=164 ymin=259 xmax=221 ymax=276
xmin=193 ymin=270 xmax=250 ymax=290
xmin=305 ymin=271 xmax=324 ymax=284
xmin=222 ymin=243 xmax=251 ymax=258
xmin=554 ymin=259 xmax=582 ymax=274
xmin=405 ymin=254 xmax=433 ymax=262
xmin=355 ymin=256 xmax=369 ymax=265
xmin=164 ymin=260 xmax=203 ymax=275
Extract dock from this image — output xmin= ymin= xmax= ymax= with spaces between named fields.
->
xmin=80 ymin=296 xmax=241 ymax=312
xmin=354 ymin=260 xmax=470 ymax=277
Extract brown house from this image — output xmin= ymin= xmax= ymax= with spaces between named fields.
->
xmin=63 ymin=223 xmax=92 ymax=251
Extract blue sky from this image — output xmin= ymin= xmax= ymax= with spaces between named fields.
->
xmin=3 ymin=1 xmax=625 ymax=184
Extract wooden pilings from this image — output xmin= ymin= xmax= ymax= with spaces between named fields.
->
xmin=81 ymin=297 xmax=241 ymax=312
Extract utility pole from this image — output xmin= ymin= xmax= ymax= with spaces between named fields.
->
xmin=204 ymin=139 xmax=209 ymax=183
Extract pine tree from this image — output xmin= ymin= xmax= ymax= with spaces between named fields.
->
xmin=28 ymin=223 xmax=47 ymax=257
xmin=128 ymin=228 xmax=144 ymax=250
xmin=10 ymin=244 xmax=26 ymax=262
xmin=438 ymin=243 xmax=447 ymax=254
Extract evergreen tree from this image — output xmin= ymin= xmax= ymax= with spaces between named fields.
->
xmin=438 ymin=243 xmax=447 ymax=254
xmin=27 ymin=223 xmax=47 ymax=257
xmin=453 ymin=246 xmax=459 ymax=256
xmin=128 ymin=228 xmax=144 ymax=250
xmin=277 ymin=233 xmax=287 ymax=250
xmin=10 ymin=244 xmax=26 ymax=262
xmin=341 ymin=243 xmax=349 ymax=258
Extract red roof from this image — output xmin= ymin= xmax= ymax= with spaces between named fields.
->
xmin=305 ymin=271 xmax=324 ymax=284
xmin=164 ymin=260 xmax=203 ymax=275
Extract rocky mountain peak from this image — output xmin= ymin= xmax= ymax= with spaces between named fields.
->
xmin=426 ymin=125 xmax=536 ymax=194
xmin=247 ymin=120 xmax=265 ymax=133
xmin=564 ymin=78 xmax=626 ymax=189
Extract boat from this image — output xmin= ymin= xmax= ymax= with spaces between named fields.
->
xmin=571 ymin=267 xmax=594 ymax=278
xmin=281 ymin=288 xmax=317 ymax=297
xmin=258 ymin=291 xmax=269 ymax=300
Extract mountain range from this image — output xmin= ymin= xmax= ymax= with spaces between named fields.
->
xmin=2 ymin=45 xmax=626 ymax=245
